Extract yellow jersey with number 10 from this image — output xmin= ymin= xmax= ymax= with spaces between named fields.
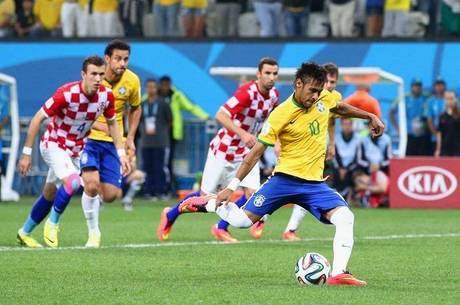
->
xmin=89 ymin=69 xmax=141 ymax=142
xmin=258 ymin=90 xmax=338 ymax=181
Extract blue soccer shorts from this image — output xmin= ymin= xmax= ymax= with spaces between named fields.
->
xmin=243 ymin=173 xmax=348 ymax=224
xmin=80 ymin=139 xmax=122 ymax=188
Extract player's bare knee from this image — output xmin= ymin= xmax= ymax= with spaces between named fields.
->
xmin=42 ymin=183 xmax=57 ymax=200
xmin=83 ymin=179 xmax=100 ymax=197
xmin=101 ymin=193 xmax=117 ymax=203
xmin=63 ymin=173 xmax=81 ymax=195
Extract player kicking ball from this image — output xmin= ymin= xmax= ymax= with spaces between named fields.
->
xmin=17 ymin=56 xmax=131 ymax=248
xmin=172 ymin=62 xmax=384 ymax=286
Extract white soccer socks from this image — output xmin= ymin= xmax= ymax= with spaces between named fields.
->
xmin=285 ymin=204 xmax=307 ymax=232
xmin=329 ymin=207 xmax=355 ymax=276
xmin=206 ymin=199 xmax=254 ymax=228
xmin=82 ymin=192 xmax=101 ymax=236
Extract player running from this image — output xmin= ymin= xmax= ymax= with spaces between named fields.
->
xmin=174 ymin=62 xmax=384 ymax=286
xmin=283 ymin=62 xmax=342 ymax=241
xmin=80 ymin=40 xmax=142 ymax=248
xmin=157 ymin=57 xmax=280 ymax=243
xmin=17 ymin=55 xmax=130 ymax=248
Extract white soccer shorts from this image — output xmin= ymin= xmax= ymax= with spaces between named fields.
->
xmin=200 ymin=149 xmax=260 ymax=194
xmin=40 ymin=141 xmax=80 ymax=185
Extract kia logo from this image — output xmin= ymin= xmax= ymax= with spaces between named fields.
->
xmin=397 ymin=166 xmax=457 ymax=201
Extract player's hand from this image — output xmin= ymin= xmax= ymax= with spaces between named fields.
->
xmin=120 ymin=155 xmax=132 ymax=176
xmin=18 ymin=155 xmax=32 ymax=176
xmin=241 ymin=131 xmax=257 ymax=148
xmin=326 ymin=143 xmax=335 ymax=161
xmin=215 ymin=188 xmax=233 ymax=208
xmin=126 ymin=136 xmax=136 ymax=154
xmin=368 ymin=114 xmax=385 ymax=138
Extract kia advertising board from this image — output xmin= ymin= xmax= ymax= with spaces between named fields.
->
xmin=390 ymin=158 xmax=460 ymax=208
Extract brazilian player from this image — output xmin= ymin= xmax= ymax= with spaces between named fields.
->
xmin=175 ymin=62 xmax=384 ymax=286
xmin=80 ymin=40 xmax=142 ymax=248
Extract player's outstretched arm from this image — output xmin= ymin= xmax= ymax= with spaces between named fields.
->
xmin=216 ymin=141 xmax=267 ymax=207
xmin=106 ymin=118 xmax=132 ymax=176
xmin=18 ymin=110 xmax=47 ymax=176
xmin=331 ymin=102 xmax=385 ymax=137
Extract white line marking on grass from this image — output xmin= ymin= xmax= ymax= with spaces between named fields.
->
xmin=2 ymin=232 xmax=459 ymax=252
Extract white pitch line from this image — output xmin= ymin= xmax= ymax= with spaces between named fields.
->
xmin=1 ymin=232 xmax=459 ymax=252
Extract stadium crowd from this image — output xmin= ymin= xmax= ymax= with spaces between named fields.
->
xmin=1 ymin=0 xmax=460 ymax=38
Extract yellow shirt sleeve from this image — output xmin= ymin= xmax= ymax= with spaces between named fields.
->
xmin=258 ymin=106 xmax=286 ymax=146
xmin=129 ymin=74 xmax=141 ymax=107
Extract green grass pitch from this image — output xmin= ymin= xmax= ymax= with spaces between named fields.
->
xmin=0 ymin=197 xmax=458 ymax=305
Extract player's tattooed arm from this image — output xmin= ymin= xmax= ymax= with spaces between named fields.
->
xmin=331 ymin=102 xmax=385 ymax=137
xmin=216 ymin=142 xmax=267 ymax=206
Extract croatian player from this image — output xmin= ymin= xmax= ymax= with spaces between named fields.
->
xmin=176 ymin=62 xmax=384 ymax=286
xmin=157 ymin=57 xmax=280 ymax=242
xmin=283 ymin=63 xmax=343 ymax=241
xmin=80 ymin=40 xmax=141 ymax=248
xmin=17 ymin=56 xmax=131 ymax=248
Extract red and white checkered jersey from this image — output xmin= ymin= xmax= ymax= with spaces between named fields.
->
xmin=40 ymin=81 xmax=115 ymax=157
xmin=209 ymin=80 xmax=279 ymax=162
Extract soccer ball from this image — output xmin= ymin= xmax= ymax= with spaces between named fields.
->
xmin=295 ymin=252 xmax=331 ymax=285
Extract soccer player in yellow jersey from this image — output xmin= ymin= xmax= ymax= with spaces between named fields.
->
xmin=177 ymin=62 xmax=384 ymax=286
xmin=283 ymin=63 xmax=342 ymax=241
xmin=80 ymin=40 xmax=142 ymax=248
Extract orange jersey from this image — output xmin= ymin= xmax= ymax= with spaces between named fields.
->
xmin=344 ymin=90 xmax=381 ymax=118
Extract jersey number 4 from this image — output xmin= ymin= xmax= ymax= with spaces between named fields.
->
xmin=77 ymin=122 xmax=86 ymax=133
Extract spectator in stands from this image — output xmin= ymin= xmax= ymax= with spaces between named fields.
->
xmin=181 ymin=0 xmax=207 ymax=37
xmin=441 ymin=0 xmax=460 ymax=35
xmin=417 ymin=0 xmax=439 ymax=35
xmin=426 ymin=78 xmax=446 ymax=153
xmin=366 ymin=0 xmax=384 ymax=36
xmin=141 ymin=79 xmax=173 ymax=200
xmin=333 ymin=118 xmax=361 ymax=196
xmin=91 ymin=0 xmax=119 ymax=37
xmin=382 ymin=0 xmax=411 ymax=37
xmin=351 ymin=163 xmax=389 ymax=208
xmin=31 ymin=0 xmax=63 ymax=37
xmin=215 ymin=0 xmax=242 ymax=36
xmin=157 ymin=75 xmax=209 ymax=194
xmin=435 ymin=90 xmax=460 ymax=156
xmin=119 ymin=0 xmax=145 ymax=36
xmin=253 ymin=0 xmax=283 ymax=37
xmin=357 ymin=132 xmax=392 ymax=174
xmin=345 ymin=84 xmax=381 ymax=118
xmin=328 ymin=0 xmax=356 ymax=37
xmin=0 ymin=0 xmax=14 ymax=37
xmin=14 ymin=0 xmax=35 ymax=37
xmin=284 ymin=0 xmax=310 ymax=37
xmin=154 ymin=0 xmax=181 ymax=36
xmin=61 ymin=0 xmax=82 ymax=37
xmin=389 ymin=78 xmax=431 ymax=156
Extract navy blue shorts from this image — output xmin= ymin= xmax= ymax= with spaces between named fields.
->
xmin=244 ymin=174 xmax=348 ymax=224
xmin=80 ymin=139 xmax=122 ymax=188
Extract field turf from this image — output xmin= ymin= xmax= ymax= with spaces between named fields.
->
xmin=0 ymin=197 xmax=458 ymax=305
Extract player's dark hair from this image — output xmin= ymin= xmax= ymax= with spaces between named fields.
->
xmin=159 ymin=75 xmax=171 ymax=83
xmin=323 ymin=63 xmax=339 ymax=78
xmin=145 ymin=78 xmax=157 ymax=84
xmin=105 ymin=39 xmax=131 ymax=56
xmin=295 ymin=62 xmax=327 ymax=86
xmin=258 ymin=57 xmax=278 ymax=71
xmin=82 ymin=55 xmax=105 ymax=72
